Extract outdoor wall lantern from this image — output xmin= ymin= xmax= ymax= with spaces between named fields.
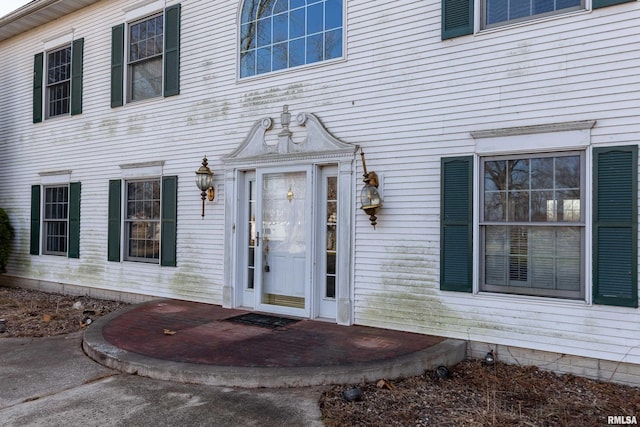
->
xmin=195 ymin=156 xmax=214 ymax=217
xmin=359 ymin=151 xmax=382 ymax=229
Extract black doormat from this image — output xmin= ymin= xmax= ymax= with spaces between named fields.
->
xmin=225 ymin=313 xmax=300 ymax=329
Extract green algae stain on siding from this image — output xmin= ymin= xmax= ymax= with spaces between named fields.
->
xmin=357 ymin=243 xmax=449 ymax=327
xmin=127 ymin=114 xmax=146 ymax=134
xmin=186 ymin=99 xmax=229 ymax=126
xmin=77 ymin=255 xmax=106 ymax=278
xmin=357 ymin=242 xmax=469 ymax=332
xmin=379 ymin=244 xmax=439 ymax=291
xmin=11 ymin=222 xmax=32 ymax=272
xmin=168 ymin=268 xmax=221 ymax=303
xmin=100 ymin=119 xmax=120 ymax=137
xmin=357 ymin=243 xmax=581 ymax=344
xmin=241 ymin=83 xmax=305 ymax=109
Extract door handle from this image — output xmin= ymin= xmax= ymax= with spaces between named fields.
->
xmin=256 ymin=231 xmax=260 ymax=247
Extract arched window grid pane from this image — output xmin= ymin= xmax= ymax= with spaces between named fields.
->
xmin=240 ymin=0 xmax=342 ymax=78
xmin=273 ymin=0 xmax=288 ymax=14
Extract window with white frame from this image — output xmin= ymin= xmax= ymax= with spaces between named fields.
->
xmin=442 ymin=127 xmax=636 ymax=307
xmin=482 ymin=0 xmax=583 ymax=29
xmin=33 ymin=36 xmax=83 ymax=123
xmin=125 ymin=179 xmax=161 ymax=262
xmin=240 ymin=0 xmax=343 ymax=78
xmin=128 ymin=13 xmax=164 ymax=102
xmin=108 ymin=172 xmax=177 ymax=266
xmin=46 ymin=45 xmax=71 ymax=118
xmin=441 ymin=0 xmax=598 ymax=39
xmin=110 ymin=4 xmax=180 ymax=107
xmin=480 ymin=152 xmax=585 ymax=299
xmin=43 ymin=186 xmax=69 ymax=255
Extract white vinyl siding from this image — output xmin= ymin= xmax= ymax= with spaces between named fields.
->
xmin=0 ymin=0 xmax=639 ymax=367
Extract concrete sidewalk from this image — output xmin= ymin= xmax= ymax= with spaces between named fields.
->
xmin=0 ymin=332 xmax=325 ymax=426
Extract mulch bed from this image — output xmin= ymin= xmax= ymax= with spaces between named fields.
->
xmin=0 ymin=286 xmax=127 ymax=337
xmin=320 ymin=357 xmax=640 ymax=426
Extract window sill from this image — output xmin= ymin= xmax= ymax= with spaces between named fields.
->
xmin=122 ymin=95 xmax=165 ymax=109
xmin=122 ymin=259 xmax=161 ymax=266
xmin=473 ymin=290 xmax=590 ymax=307
xmin=39 ymin=113 xmax=73 ymax=123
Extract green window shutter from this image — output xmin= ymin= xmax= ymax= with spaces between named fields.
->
xmin=33 ymin=53 xmax=43 ymax=123
xmin=161 ymin=176 xmax=178 ymax=267
xmin=30 ymin=185 xmax=41 ymax=255
xmin=68 ymin=182 xmax=81 ymax=259
xmin=442 ymin=0 xmax=474 ymax=40
xmin=593 ymin=146 xmax=638 ymax=307
xmin=70 ymin=38 xmax=84 ymax=116
xmin=164 ymin=4 xmax=181 ymax=97
xmin=111 ymin=24 xmax=125 ymax=108
xmin=108 ymin=180 xmax=122 ymax=262
xmin=593 ymin=0 xmax=633 ymax=9
xmin=440 ymin=156 xmax=473 ymax=292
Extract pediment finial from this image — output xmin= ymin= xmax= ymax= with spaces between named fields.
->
xmin=279 ymin=105 xmax=292 ymax=137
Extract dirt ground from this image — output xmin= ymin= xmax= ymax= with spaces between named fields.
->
xmin=0 ymin=286 xmax=127 ymax=337
xmin=1 ymin=286 xmax=639 ymax=426
xmin=320 ymin=360 xmax=640 ymax=426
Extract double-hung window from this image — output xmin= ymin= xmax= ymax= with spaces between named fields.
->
xmin=46 ymin=46 xmax=72 ymax=118
xmin=480 ymin=152 xmax=585 ymax=299
xmin=440 ymin=141 xmax=637 ymax=308
xmin=125 ymin=179 xmax=161 ymax=262
xmin=33 ymin=38 xmax=84 ymax=123
xmin=43 ymin=186 xmax=69 ymax=255
xmin=128 ymin=14 xmax=164 ymax=102
xmin=111 ymin=3 xmax=181 ymax=107
xmin=107 ymin=175 xmax=178 ymax=267
xmin=240 ymin=0 xmax=344 ymax=78
xmin=442 ymin=0 xmax=635 ymax=39
xmin=30 ymin=182 xmax=81 ymax=258
xmin=483 ymin=0 xmax=583 ymax=29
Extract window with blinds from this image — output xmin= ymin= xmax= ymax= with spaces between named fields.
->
xmin=480 ymin=152 xmax=585 ymax=299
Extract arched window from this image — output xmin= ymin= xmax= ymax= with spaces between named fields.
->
xmin=240 ymin=0 xmax=343 ymax=78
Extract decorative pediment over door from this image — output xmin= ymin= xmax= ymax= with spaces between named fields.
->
xmin=224 ymin=106 xmax=357 ymax=164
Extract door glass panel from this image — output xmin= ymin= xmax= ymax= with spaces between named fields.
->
xmin=247 ymin=179 xmax=256 ymax=289
xmin=326 ymin=176 xmax=337 ymax=299
xmin=261 ymin=172 xmax=306 ymax=308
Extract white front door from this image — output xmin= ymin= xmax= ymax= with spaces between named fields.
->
xmin=238 ymin=166 xmax=338 ymax=320
xmin=256 ymin=169 xmax=310 ymax=316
